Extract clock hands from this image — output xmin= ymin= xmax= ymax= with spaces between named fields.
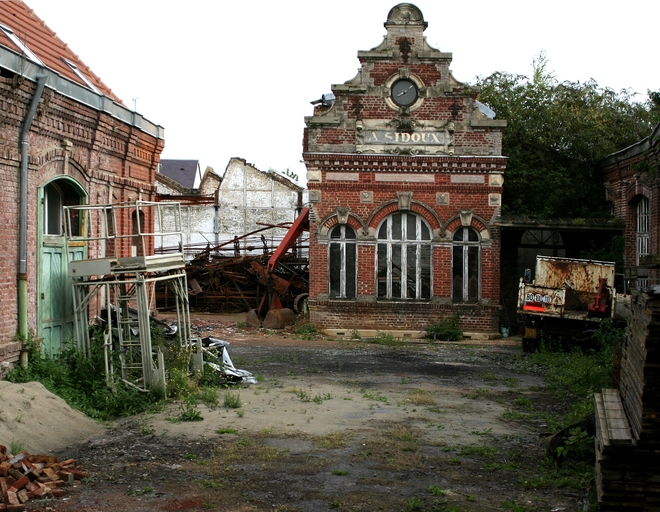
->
xmin=397 ymin=85 xmax=414 ymax=97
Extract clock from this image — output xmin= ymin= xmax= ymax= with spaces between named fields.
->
xmin=391 ymin=79 xmax=418 ymax=107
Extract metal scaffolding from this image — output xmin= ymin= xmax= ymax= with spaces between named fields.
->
xmin=64 ymin=201 xmax=192 ymax=391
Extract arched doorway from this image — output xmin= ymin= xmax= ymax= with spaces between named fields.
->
xmin=38 ymin=177 xmax=87 ymax=355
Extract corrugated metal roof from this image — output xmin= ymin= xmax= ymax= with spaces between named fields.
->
xmin=0 ymin=0 xmax=121 ymax=102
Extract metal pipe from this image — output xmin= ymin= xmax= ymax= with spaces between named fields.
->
xmin=18 ymin=74 xmax=47 ymax=339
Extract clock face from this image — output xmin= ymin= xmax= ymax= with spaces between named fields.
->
xmin=391 ymin=79 xmax=418 ymax=107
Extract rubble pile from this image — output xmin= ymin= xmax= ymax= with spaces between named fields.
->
xmin=0 ymin=445 xmax=87 ymax=511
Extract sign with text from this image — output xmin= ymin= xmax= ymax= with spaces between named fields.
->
xmin=363 ymin=130 xmax=445 ymax=145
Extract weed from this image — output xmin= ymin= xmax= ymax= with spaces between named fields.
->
xmin=367 ymin=332 xmax=404 ymax=347
xmin=350 ymin=329 xmax=361 ymax=340
xmin=464 ymin=388 xmax=490 ymax=400
xmin=332 ymin=469 xmax=349 ymax=476
xmin=216 ymin=428 xmax=238 ymax=435
xmin=386 ymin=426 xmax=418 ymax=442
xmin=523 ymin=320 xmax=623 ymax=425
xmin=403 ymin=496 xmax=423 ymax=511
xmin=447 ymin=457 xmax=461 ymax=465
xmin=422 ymin=314 xmax=463 ymax=341
xmin=555 ymin=427 xmax=594 ymax=460
xmin=400 ymin=377 xmax=410 ymax=384
xmin=407 ymin=388 xmax=435 ymax=405
xmin=428 ymin=486 xmax=447 ymax=496
xmin=315 ymin=432 xmax=346 ymax=449
xmin=363 ymin=390 xmax=389 ymax=403
xmin=139 ymin=423 xmax=155 ymax=436
xmin=469 ymin=427 xmax=493 ymax=436
xmin=460 ymin=445 xmax=498 ymax=457
xmin=466 ymin=494 xmax=476 ymax=501
xmin=293 ymin=321 xmax=318 ymax=340
xmin=224 ymin=391 xmax=241 ymax=409
xmin=177 ymin=396 xmax=203 ymax=422
xmin=482 ymin=371 xmax=498 ymax=382
xmin=9 ymin=439 xmax=25 ymax=455
xmin=127 ymin=486 xmax=153 ymax=496
xmin=6 ymin=330 xmax=164 ymax=421
xmin=329 ymin=498 xmax=341 ymax=509
xmin=236 ymin=321 xmax=246 ymax=329
xmin=183 ymin=454 xmax=198 ymax=460
xmin=513 ymin=396 xmax=533 ymax=409
xmin=236 ymin=409 xmax=245 ymax=418
xmin=198 ymin=387 xmax=219 ymax=409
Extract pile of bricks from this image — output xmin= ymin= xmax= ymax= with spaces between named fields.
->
xmin=0 ymin=444 xmax=87 ymax=511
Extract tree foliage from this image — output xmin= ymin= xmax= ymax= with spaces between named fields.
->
xmin=477 ymin=53 xmax=655 ymax=218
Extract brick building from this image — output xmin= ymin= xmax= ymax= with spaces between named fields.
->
xmin=303 ymin=4 xmax=507 ymax=336
xmin=599 ymin=122 xmax=660 ymax=284
xmin=0 ymin=0 xmax=164 ymax=366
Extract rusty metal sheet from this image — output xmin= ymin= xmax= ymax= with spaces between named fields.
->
xmin=534 ymin=256 xmax=615 ymax=291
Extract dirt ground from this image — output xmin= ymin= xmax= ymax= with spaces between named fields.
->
xmin=15 ymin=313 xmax=590 ymax=512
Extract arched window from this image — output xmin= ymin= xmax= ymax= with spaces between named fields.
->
xmin=377 ymin=212 xmax=431 ymax=300
xmin=452 ymin=227 xmax=480 ymax=302
xmin=44 ymin=182 xmax=63 ymax=235
xmin=44 ymin=180 xmax=83 ymax=236
xmin=328 ymin=224 xmax=357 ymax=299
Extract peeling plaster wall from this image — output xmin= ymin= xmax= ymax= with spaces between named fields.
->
xmin=157 ymin=158 xmax=303 ymax=258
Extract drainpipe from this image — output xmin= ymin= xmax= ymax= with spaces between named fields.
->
xmin=18 ymin=74 xmax=47 ymax=341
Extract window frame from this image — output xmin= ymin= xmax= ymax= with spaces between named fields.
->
xmin=636 ymin=196 xmax=650 ymax=265
xmin=328 ymin=224 xmax=357 ymax=299
xmin=376 ymin=212 xmax=432 ymax=300
xmin=452 ymin=226 xmax=481 ymax=303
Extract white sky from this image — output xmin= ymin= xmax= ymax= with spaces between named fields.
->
xmin=24 ymin=0 xmax=659 ymax=184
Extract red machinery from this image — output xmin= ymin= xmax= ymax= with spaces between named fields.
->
xmin=246 ymin=208 xmax=309 ymax=327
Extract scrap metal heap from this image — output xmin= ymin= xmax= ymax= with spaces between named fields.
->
xmin=156 ymin=209 xmax=310 ymax=318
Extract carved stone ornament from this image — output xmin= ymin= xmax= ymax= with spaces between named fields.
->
xmin=307 ymin=170 xmax=322 ymax=183
xmin=489 ymin=174 xmax=503 ymax=187
xmin=397 ymin=192 xmax=413 ymax=211
xmin=336 ymin=207 xmax=350 ymax=225
xmin=308 ymin=190 xmax=321 ymax=203
xmin=360 ymin=191 xmax=374 ymax=204
xmin=385 ymin=4 xmax=426 ymax=27
xmin=489 ymin=194 xmax=502 ymax=207
xmin=459 ymin=210 xmax=473 ymax=227
xmin=436 ymin=192 xmax=449 ymax=206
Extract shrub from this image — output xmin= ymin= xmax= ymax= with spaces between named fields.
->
xmin=423 ymin=314 xmax=463 ymax=341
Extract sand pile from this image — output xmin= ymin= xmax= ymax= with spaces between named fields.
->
xmin=0 ymin=380 xmax=105 ymax=455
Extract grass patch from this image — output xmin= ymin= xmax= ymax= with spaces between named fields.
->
xmin=224 ymin=391 xmax=241 ymax=409
xmin=315 ymin=432 xmax=346 ymax=449
xmin=407 ymin=388 xmax=435 ymax=406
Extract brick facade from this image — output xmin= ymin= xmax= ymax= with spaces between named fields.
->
xmin=303 ymin=4 xmax=507 ymax=335
xmin=0 ymin=2 xmax=164 ymax=365
xmin=599 ymin=122 xmax=660 ymax=280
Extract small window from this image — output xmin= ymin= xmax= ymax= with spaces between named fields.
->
xmin=0 ymin=23 xmax=44 ymax=66
xmin=62 ymin=58 xmax=101 ymax=94
xmin=452 ymin=227 xmax=480 ymax=302
xmin=328 ymin=224 xmax=357 ymax=299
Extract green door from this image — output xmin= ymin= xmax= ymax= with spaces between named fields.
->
xmin=38 ymin=179 xmax=86 ymax=356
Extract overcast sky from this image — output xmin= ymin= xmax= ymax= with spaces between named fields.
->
xmin=24 ymin=0 xmax=658 ymax=184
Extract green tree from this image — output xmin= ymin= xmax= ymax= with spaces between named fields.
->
xmin=477 ymin=53 xmax=655 ymax=218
